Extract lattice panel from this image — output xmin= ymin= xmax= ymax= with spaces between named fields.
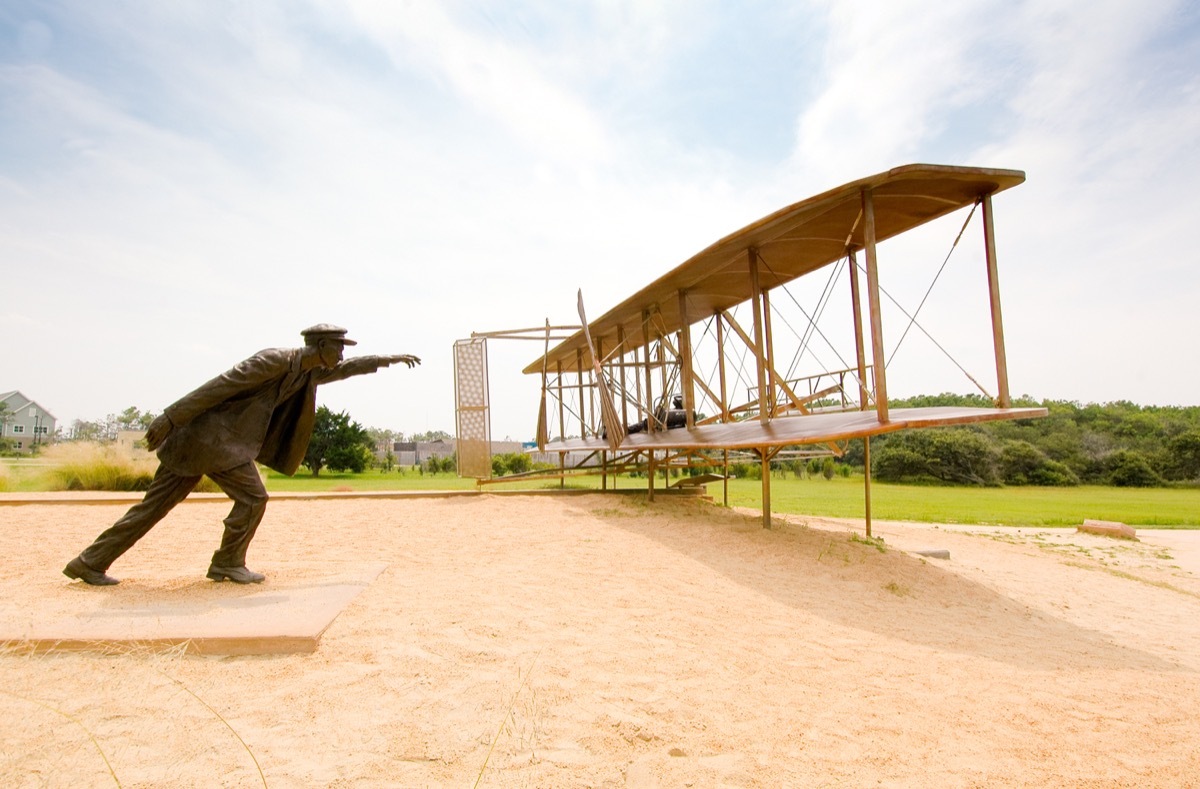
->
xmin=454 ymin=338 xmax=492 ymax=479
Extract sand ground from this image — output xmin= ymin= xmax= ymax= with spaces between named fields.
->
xmin=2 ymin=492 xmax=1199 ymax=787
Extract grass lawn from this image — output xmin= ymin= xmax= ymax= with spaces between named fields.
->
xmin=723 ymin=476 xmax=1200 ymax=528
xmin=261 ymin=469 xmax=1200 ymax=529
xmin=5 ymin=458 xmax=1196 ymax=528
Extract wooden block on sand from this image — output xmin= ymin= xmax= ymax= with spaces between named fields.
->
xmin=1078 ymin=519 xmax=1138 ymax=541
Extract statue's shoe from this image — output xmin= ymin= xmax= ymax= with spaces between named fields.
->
xmin=63 ymin=556 xmax=119 ymax=586
xmin=206 ymin=565 xmax=265 ymax=584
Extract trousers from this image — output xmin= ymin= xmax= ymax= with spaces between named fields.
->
xmin=78 ymin=461 xmax=269 ymax=571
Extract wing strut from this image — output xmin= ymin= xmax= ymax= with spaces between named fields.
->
xmin=578 ymin=291 xmax=626 ymax=450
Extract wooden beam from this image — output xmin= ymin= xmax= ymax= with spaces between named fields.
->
xmin=632 ymin=341 xmax=643 ymax=426
xmin=657 ymin=332 xmax=723 ymax=420
xmin=847 ymin=249 xmax=871 ymax=410
xmin=576 ymin=348 xmax=587 ymax=438
xmin=862 ymin=189 xmax=890 ymax=423
xmin=863 ymin=435 xmax=873 ymax=538
xmin=597 ymin=336 xmax=607 ymax=491
xmin=748 ymin=248 xmax=770 ymax=425
xmin=718 ymin=310 xmax=821 ymax=418
xmin=762 ymin=288 xmax=777 ymax=417
xmin=678 ymin=290 xmax=696 ymax=428
xmin=617 ymin=325 xmax=630 ymax=428
xmin=557 ymin=360 xmax=566 ymax=488
xmin=642 ymin=310 xmax=655 ymax=433
xmin=647 ymin=450 xmax=656 ymax=502
xmin=982 ymin=194 xmax=1011 ymax=408
xmin=760 ymin=448 xmax=773 ymax=529
xmin=716 ymin=312 xmax=730 ymax=423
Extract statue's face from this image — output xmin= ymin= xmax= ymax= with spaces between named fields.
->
xmin=317 ymin=339 xmax=345 ymax=369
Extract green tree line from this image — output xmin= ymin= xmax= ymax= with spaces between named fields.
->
xmin=842 ymin=393 xmax=1200 ymax=488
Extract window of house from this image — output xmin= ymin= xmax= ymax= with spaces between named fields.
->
xmin=12 ymin=425 xmax=24 ymax=434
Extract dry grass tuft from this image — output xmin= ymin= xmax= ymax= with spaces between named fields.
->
xmin=28 ymin=443 xmax=220 ymax=493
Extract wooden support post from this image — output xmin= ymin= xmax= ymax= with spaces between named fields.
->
xmin=632 ymin=341 xmax=643 ymax=426
xmin=762 ymin=288 xmax=776 ymax=418
xmin=597 ymin=337 xmax=607 ymax=491
xmin=863 ymin=436 xmax=873 ymax=538
xmin=647 ymin=451 xmax=656 ymax=502
xmin=723 ymin=449 xmax=729 ymax=507
xmin=557 ymin=360 xmax=566 ymax=489
xmin=847 ymin=249 xmax=870 ymax=410
xmin=677 ymin=290 xmax=696 ymax=428
xmin=982 ymin=194 xmax=1011 ymax=408
xmin=716 ymin=312 xmax=730 ymax=423
xmin=657 ymin=341 xmax=667 ymax=424
xmin=761 ymin=448 xmax=772 ymax=530
xmin=642 ymin=310 xmax=655 ymax=433
xmin=617 ymin=325 xmax=630 ymax=428
xmin=862 ymin=189 xmax=889 ymax=423
xmin=576 ymin=348 xmax=587 ymax=438
xmin=748 ymin=248 xmax=770 ymax=426
xmin=716 ymin=312 xmax=731 ymax=508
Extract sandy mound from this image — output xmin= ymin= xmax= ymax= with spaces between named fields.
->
xmin=3 ymin=493 xmax=1199 ymax=786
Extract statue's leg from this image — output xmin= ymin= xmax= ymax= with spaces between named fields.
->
xmin=207 ymin=462 xmax=269 ymax=568
xmin=77 ymin=465 xmax=202 ymax=572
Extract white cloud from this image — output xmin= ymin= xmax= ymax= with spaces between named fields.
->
xmin=1 ymin=0 xmax=1198 ymax=442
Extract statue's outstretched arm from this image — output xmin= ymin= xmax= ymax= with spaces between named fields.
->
xmin=320 ymin=354 xmax=421 ymax=383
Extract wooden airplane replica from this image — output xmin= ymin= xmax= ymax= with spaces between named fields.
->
xmin=456 ymin=163 xmax=1047 ymax=529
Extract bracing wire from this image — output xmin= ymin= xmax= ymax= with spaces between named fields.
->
xmin=852 ymin=255 xmax=994 ymax=400
xmin=725 ymin=303 xmax=756 ymax=403
xmin=692 ymin=314 xmax=719 ymax=415
xmin=785 ymin=256 xmax=844 ymax=380
xmin=758 ymin=253 xmax=862 ymax=392
xmin=885 ymin=199 xmax=979 ymax=368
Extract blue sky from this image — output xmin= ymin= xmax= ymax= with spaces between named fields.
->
xmin=3 ymin=0 xmax=1198 ymax=441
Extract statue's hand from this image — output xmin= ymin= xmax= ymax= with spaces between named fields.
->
xmin=144 ymin=414 xmax=174 ymax=451
xmin=385 ymin=354 xmax=421 ymax=368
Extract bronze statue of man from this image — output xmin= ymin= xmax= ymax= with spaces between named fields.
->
xmin=63 ymin=324 xmax=419 ymax=586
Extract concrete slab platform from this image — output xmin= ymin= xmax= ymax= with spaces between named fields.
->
xmin=4 ymin=563 xmax=386 ymax=656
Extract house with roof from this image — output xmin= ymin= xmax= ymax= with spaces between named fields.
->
xmin=0 ymin=391 xmax=56 ymax=452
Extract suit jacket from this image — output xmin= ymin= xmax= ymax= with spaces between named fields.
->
xmin=156 ymin=348 xmax=385 ymax=476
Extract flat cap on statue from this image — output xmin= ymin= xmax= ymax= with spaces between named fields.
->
xmin=301 ymin=324 xmax=357 ymax=346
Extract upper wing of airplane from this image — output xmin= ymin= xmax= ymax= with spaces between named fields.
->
xmin=524 ymin=164 xmax=1024 ymax=376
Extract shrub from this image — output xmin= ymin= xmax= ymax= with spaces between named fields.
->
xmin=873 ymin=429 xmax=1000 ymax=486
xmin=1105 ymin=450 xmax=1163 ymax=487
xmin=728 ymin=461 xmax=760 ymax=480
xmin=874 ymin=446 xmax=930 ymax=482
xmin=1166 ymin=431 xmax=1200 ymax=481
xmin=490 ymin=452 xmax=530 ymax=476
xmin=1000 ymin=440 xmax=1079 ymax=486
